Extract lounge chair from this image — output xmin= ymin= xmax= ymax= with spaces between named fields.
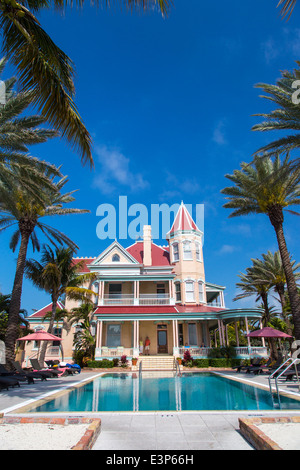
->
xmin=30 ymin=359 xmax=59 ymax=377
xmin=252 ymin=357 xmax=284 ymax=375
xmin=0 ymin=364 xmax=35 ymax=384
xmin=283 ymin=364 xmax=300 ymax=382
xmin=232 ymin=358 xmax=262 ymax=373
xmin=0 ymin=376 xmax=20 ymax=390
xmin=13 ymin=361 xmax=47 ymax=381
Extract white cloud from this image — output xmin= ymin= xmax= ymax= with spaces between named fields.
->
xmin=212 ymin=119 xmax=227 ymax=146
xmin=261 ymin=38 xmax=279 ymax=64
xmin=92 ymin=145 xmax=149 ymax=194
xmin=218 ymin=244 xmax=239 ymax=255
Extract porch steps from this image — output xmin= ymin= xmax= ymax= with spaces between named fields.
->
xmin=137 ymin=355 xmax=175 ymax=371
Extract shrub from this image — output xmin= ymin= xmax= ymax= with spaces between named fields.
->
xmin=193 ymin=358 xmax=209 ymax=368
xmin=87 ymin=359 xmax=114 ymax=368
xmin=209 ymin=358 xmax=229 ymax=368
xmin=183 ymin=349 xmax=193 ymax=364
xmin=120 ymin=355 xmax=128 ymax=368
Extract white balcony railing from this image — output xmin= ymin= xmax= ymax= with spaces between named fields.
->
xmin=102 ymin=293 xmax=171 ymax=305
xmin=103 ymin=294 xmax=134 ymax=305
xmin=177 ymin=346 xmax=268 ymax=357
xmin=139 ymin=294 xmax=170 ymax=305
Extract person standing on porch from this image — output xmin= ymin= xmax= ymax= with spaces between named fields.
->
xmin=145 ymin=337 xmax=150 ymax=355
xmin=139 ymin=339 xmax=144 ymax=355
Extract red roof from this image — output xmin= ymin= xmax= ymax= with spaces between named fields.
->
xmin=168 ymin=202 xmax=200 ymax=235
xmin=94 ymin=304 xmax=223 ymax=315
xmin=30 ymin=301 xmax=65 ymax=318
xmin=126 ymin=242 xmax=170 ymax=266
xmin=94 ymin=306 xmax=177 ymax=315
xmin=175 ymin=305 xmax=224 ymax=313
xmin=72 ymin=258 xmax=96 ymax=273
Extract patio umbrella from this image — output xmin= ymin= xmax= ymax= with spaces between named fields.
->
xmin=246 ymin=327 xmax=292 ymax=338
xmin=17 ymin=331 xmax=63 ymax=363
xmin=247 ymin=327 xmax=292 ymax=358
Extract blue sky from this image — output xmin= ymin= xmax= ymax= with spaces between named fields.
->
xmin=0 ymin=0 xmax=300 ymax=314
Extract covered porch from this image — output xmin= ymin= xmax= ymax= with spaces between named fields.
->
xmin=94 ymin=306 xmax=266 ymax=360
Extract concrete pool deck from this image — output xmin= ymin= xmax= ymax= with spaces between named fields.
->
xmin=1 ymin=369 xmax=300 ymax=450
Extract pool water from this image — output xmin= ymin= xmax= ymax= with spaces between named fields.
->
xmin=29 ymin=372 xmax=300 ymax=412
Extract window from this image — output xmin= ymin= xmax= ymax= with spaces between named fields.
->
xmin=53 ymin=327 xmax=62 ymax=347
xmin=185 ymin=281 xmax=194 ymax=302
xmin=173 ymin=243 xmax=179 ymax=262
xmin=183 ymin=241 xmax=192 ymax=260
xmin=188 ymin=323 xmax=197 ymax=346
xmin=198 ymin=281 xmax=204 ymax=303
xmin=106 ymin=324 xmax=121 ymax=347
xmin=175 ymin=283 xmax=181 ymax=302
xmin=112 ymin=254 xmax=120 ymax=262
xmin=109 ymin=283 xmax=122 ymax=299
xmin=157 ymin=283 xmax=165 ymax=299
xmin=195 ymin=242 xmax=201 ymax=262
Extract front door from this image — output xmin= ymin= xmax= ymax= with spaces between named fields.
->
xmin=157 ymin=325 xmax=168 ymax=354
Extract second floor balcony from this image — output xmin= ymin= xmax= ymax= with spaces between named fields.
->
xmin=101 ymin=293 xmax=172 ymax=305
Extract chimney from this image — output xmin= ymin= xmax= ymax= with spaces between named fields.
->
xmin=143 ymin=225 xmax=152 ymax=266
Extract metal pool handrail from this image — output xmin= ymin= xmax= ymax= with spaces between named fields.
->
xmin=268 ymin=357 xmax=300 ymax=400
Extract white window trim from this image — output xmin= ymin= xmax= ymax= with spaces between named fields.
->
xmin=185 ymin=280 xmax=195 ymax=302
xmin=195 ymin=242 xmax=202 ymax=262
xmin=172 ymin=243 xmax=179 ymax=262
xmin=183 ymin=241 xmax=193 ymax=260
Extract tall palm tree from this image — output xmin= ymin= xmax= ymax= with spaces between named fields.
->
xmin=221 ymin=154 xmax=300 ymax=340
xmin=252 ymin=63 xmax=300 ymax=158
xmin=0 ymin=0 xmax=171 ymax=166
xmin=0 ymin=57 xmax=60 ymax=193
xmin=1 ymin=170 xmax=89 ymax=367
xmin=25 ymin=246 xmax=96 ymax=365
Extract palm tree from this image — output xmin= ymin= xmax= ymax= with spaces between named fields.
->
xmin=252 ymin=63 xmax=300 ymax=158
xmin=0 ymin=1 xmax=171 ymax=166
xmin=1 ymin=170 xmax=89 ymax=367
xmin=68 ymin=302 xmax=96 ymax=360
xmin=25 ymin=246 xmax=96 ymax=365
xmin=234 ymin=266 xmax=279 ymax=358
xmin=234 ymin=269 xmax=272 ymax=324
xmin=277 ymin=0 xmax=297 ymax=19
xmin=0 ymin=57 xmax=60 ymax=193
xmin=221 ymin=154 xmax=300 ymax=340
xmin=252 ymin=251 xmax=300 ymax=322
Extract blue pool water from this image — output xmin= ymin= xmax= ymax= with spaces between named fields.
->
xmin=29 ymin=372 xmax=300 ymax=412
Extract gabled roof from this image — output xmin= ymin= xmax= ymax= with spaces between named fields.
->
xmin=29 ymin=301 xmax=65 ymax=318
xmin=90 ymin=240 xmax=140 ymax=266
xmin=167 ymin=202 xmax=201 ymax=237
xmin=126 ymin=241 xmax=171 ymax=266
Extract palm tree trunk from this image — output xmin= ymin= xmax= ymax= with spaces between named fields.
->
xmin=261 ymin=291 xmax=278 ymax=359
xmin=268 ymin=205 xmax=300 ymax=340
xmin=5 ymin=230 xmax=31 ymax=369
xmin=38 ymin=295 xmax=58 ymax=366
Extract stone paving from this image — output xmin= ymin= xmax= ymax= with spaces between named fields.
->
xmin=1 ymin=369 xmax=300 ymax=450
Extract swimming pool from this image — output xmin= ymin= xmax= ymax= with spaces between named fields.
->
xmin=27 ymin=372 xmax=300 ymax=413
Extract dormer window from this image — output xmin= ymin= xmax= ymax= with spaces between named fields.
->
xmin=173 ymin=243 xmax=179 ymax=262
xmin=183 ymin=241 xmax=192 ymax=260
xmin=112 ymin=254 xmax=120 ymax=262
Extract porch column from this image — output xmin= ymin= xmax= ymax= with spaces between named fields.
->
xmin=136 ymin=320 xmax=140 ymax=350
xmin=235 ymin=321 xmax=240 ymax=347
xmin=259 ymin=320 xmax=266 ymax=347
xmin=245 ymin=317 xmax=251 ymax=348
xmin=98 ymin=281 xmax=105 ymax=305
xmin=218 ymin=320 xmax=223 ymax=346
xmin=172 ymin=320 xmax=179 ymax=355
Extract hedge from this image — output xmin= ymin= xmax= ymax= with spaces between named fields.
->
xmin=184 ymin=358 xmax=245 ymax=368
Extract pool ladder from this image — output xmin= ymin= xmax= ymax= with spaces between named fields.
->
xmin=268 ymin=357 xmax=300 ymax=403
xmin=139 ymin=359 xmax=142 ymax=376
xmin=174 ymin=358 xmax=182 ymax=377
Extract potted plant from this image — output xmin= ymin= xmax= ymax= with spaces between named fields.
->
xmin=177 ymin=357 xmax=182 ymax=365
xmin=131 ymin=357 xmax=138 ymax=366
